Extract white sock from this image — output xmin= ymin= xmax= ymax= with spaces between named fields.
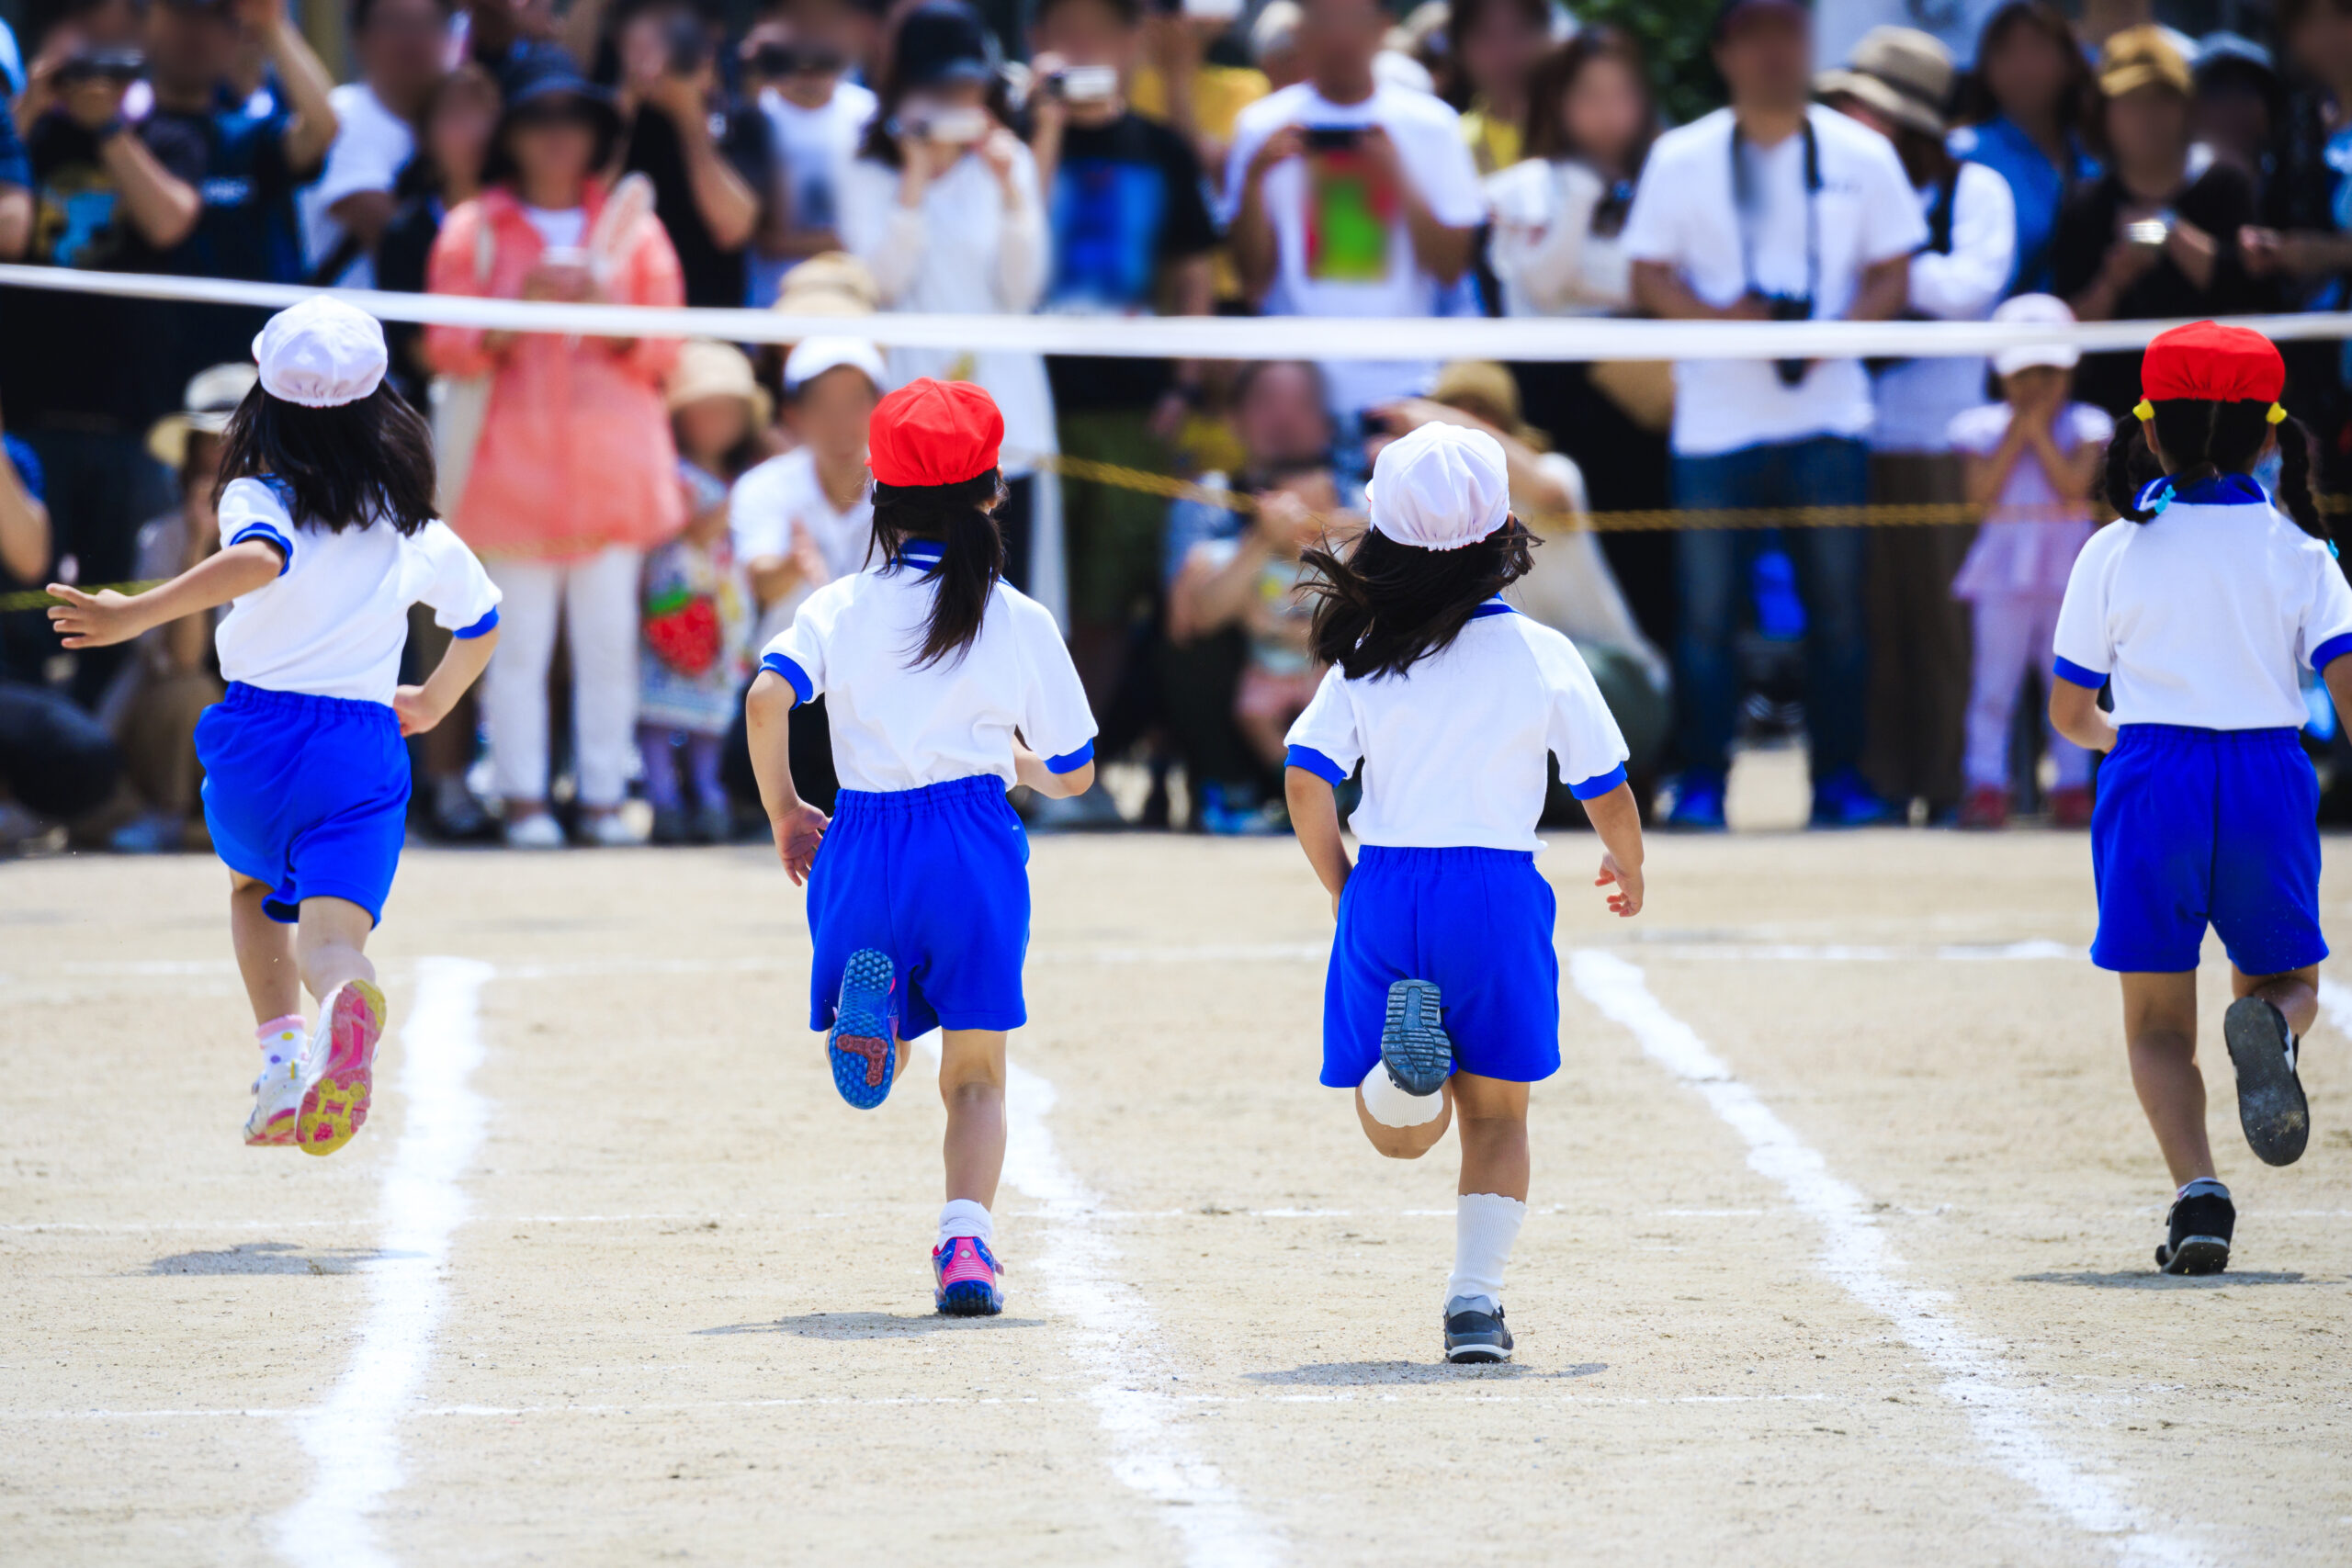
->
xmin=1446 ymin=1192 xmax=1527 ymax=1314
xmin=1360 ymin=1061 xmax=1446 ymax=1127
xmin=937 ymin=1199 xmax=993 ymax=1249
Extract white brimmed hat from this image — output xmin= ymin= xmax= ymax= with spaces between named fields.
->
xmin=147 ymin=361 xmax=258 ymax=468
xmin=252 ymin=297 xmax=388 ymax=409
xmin=784 ymin=336 xmax=887 ymax=394
xmin=1365 ymin=423 xmax=1511 ymax=552
xmin=1989 ymin=293 xmax=2080 ymax=378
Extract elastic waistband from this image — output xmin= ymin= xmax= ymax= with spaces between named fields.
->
xmin=2115 ymin=723 xmax=2302 ymax=749
xmin=1356 ymin=844 xmax=1536 ymax=871
xmin=219 ymin=682 xmax=396 ymax=723
xmin=831 ymin=773 xmax=1010 ymax=817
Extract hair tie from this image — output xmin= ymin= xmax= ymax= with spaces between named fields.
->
xmin=2268 ymin=402 xmax=2290 ymax=424
xmin=2132 ymin=400 xmax=2154 ymax=422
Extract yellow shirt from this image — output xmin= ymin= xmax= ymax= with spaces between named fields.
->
xmin=1131 ymin=62 xmax=1272 ymax=145
xmin=1461 ymin=102 xmax=1522 ymax=178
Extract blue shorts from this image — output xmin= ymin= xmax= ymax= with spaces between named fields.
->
xmin=196 ymin=682 xmax=411 ymax=926
xmin=1321 ymin=845 xmax=1561 ymax=1088
xmin=806 ymin=774 xmax=1031 ymax=1039
xmin=2090 ymin=724 xmax=2326 ymax=976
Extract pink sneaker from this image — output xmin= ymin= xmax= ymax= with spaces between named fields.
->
xmin=933 ymin=1235 xmax=1004 ymax=1316
xmin=297 ymin=980 xmax=386 ymax=1157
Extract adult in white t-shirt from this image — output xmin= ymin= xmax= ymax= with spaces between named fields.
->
xmin=1222 ymin=0 xmax=1487 ymax=417
xmin=741 ymin=17 xmax=878 ymax=306
xmin=1620 ymin=0 xmax=1924 ymax=831
xmin=298 ymin=0 xmax=450 ymax=288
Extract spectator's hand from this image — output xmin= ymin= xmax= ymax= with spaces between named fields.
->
xmin=44 ymin=584 xmax=137 ymax=649
xmin=1249 ymin=124 xmax=1307 ymax=182
xmin=230 ymin=0 xmax=284 ymax=36
xmin=1029 ymin=51 xmax=1069 ymax=137
xmin=391 ymin=683 xmax=448 ymax=737
xmin=1596 ymin=852 xmax=1643 ymax=918
xmin=522 ymin=256 xmax=596 ymax=302
xmin=1353 ymin=124 xmax=1404 ymax=184
xmin=2240 ymin=225 xmax=2284 ymax=276
xmin=2099 ymin=234 xmax=2161 ymax=291
xmin=2164 ymin=217 xmax=2217 ymax=276
xmin=770 ymin=800 xmax=829 ymax=885
xmin=646 ymin=69 xmax=705 ymax=127
xmin=977 ymin=127 xmax=1023 ymax=196
xmin=789 ymin=527 xmax=831 ymax=591
xmin=61 ymin=73 xmax=130 ymax=132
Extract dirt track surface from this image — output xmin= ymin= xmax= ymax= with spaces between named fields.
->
xmin=5 ymin=797 xmax=2350 ymax=1565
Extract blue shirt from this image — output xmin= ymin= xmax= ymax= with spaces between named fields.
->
xmin=0 ymin=97 xmax=28 ymax=191
xmin=1951 ymin=116 xmax=2098 ymax=296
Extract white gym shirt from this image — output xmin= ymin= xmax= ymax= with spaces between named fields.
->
xmin=1283 ymin=604 xmax=1630 ymax=854
xmin=214 ymin=477 xmax=502 ymax=705
xmin=2052 ymin=481 xmax=2352 ymax=730
xmin=760 ymin=540 xmax=1097 ymax=793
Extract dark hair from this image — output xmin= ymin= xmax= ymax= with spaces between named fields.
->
xmin=395 ymin=62 xmax=501 ymax=202
xmin=1521 ymin=27 xmax=1655 ymax=172
xmin=1032 ymin=0 xmax=1141 ymax=28
xmin=869 ymin=469 xmax=1006 ymax=665
xmin=2100 ymin=399 xmax=2327 ymax=540
xmin=1442 ymin=0 xmax=1552 ymax=110
xmin=214 ymin=382 xmax=439 ymax=536
xmin=1301 ymin=520 xmax=1538 ymax=681
xmin=855 ymin=25 xmax=1012 ymax=168
xmin=351 ymin=0 xmax=455 ymax=34
xmin=1960 ymin=2 xmax=2101 ymax=152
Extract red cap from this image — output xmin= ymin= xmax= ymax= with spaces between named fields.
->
xmin=2140 ymin=321 xmax=2285 ymax=406
xmin=867 ymin=378 xmax=1004 ymax=488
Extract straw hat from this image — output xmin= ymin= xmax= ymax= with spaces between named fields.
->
xmin=147 ymin=362 xmax=258 ymax=468
xmin=667 ymin=339 xmax=774 ymax=426
xmin=1428 ymin=360 xmax=1549 ymax=452
xmin=2098 ymin=26 xmax=2191 ymax=100
xmin=1815 ymin=27 xmax=1955 ymax=140
xmin=772 ymin=252 xmax=880 ymax=320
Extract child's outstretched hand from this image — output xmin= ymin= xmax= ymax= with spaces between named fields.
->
xmin=1596 ymin=852 xmax=1643 ymax=918
xmin=771 ymin=802 xmax=830 ymax=886
xmin=44 ymin=585 xmax=141 ymax=649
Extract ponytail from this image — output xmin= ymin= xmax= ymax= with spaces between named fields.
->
xmin=2274 ymin=415 xmax=2330 ymax=543
xmin=2099 ymin=398 xmax=2330 ymax=543
xmin=870 ymin=469 xmax=1007 ymax=667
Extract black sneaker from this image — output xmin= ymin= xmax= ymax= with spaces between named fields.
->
xmin=1381 ymin=979 xmax=1453 ymax=1097
xmin=2223 ymin=997 xmax=2310 ymax=1166
xmin=2154 ymin=1181 xmax=2234 ymax=1276
xmin=1442 ymin=1297 xmax=1513 ymax=1363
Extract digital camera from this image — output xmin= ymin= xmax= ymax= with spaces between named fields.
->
xmin=1758 ymin=291 xmax=1815 ymax=388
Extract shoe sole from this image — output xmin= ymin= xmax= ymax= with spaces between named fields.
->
xmin=1444 ymin=1340 xmax=1513 ymax=1364
xmin=2157 ymin=1236 xmax=2232 ymax=1276
xmin=830 ymin=950 xmax=899 ymax=1111
xmin=1381 ymin=980 xmax=1453 ymax=1097
xmin=936 ymin=1280 xmax=1004 ymax=1316
xmin=243 ymin=1104 xmax=299 ymax=1147
xmin=297 ymin=980 xmax=386 ymax=1158
xmin=2223 ymin=996 xmax=2310 ymax=1167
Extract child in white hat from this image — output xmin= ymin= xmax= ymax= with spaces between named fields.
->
xmin=1946 ymin=293 xmax=2112 ymax=829
xmin=1283 ymin=422 xmax=1645 ymax=1364
xmin=47 ymin=298 xmax=502 ymax=1156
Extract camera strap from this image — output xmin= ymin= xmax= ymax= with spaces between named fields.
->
xmin=1730 ymin=115 xmax=1820 ymax=307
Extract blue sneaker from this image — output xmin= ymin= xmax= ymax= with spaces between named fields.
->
xmin=1809 ymin=767 xmax=1894 ymax=829
xmin=828 ymin=949 xmax=901 ymax=1110
xmin=1381 ymin=979 xmax=1453 ymax=1096
xmin=1662 ymin=772 xmax=1727 ymax=831
xmin=933 ymin=1235 xmax=1005 ymax=1315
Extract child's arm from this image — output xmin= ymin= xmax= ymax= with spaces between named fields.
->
xmin=1961 ymin=419 xmax=2031 ymax=510
xmin=393 ymin=626 xmax=500 ymax=738
xmin=745 ymin=668 xmax=830 ymax=884
xmin=2049 ymin=678 xmax=2118 ymax=754
xmin=1013 ymin=742 xmax=1095 ymax=799
xmin=2325 ymin=655 xmax=2352 ymax=739
xmin=44 ymin=540 xmax=284 ymax=649
xmin=1582 ymin=781 xmax=1645 ymax=918
xmin=1284 ymin=766 xmax=1352 ymax=916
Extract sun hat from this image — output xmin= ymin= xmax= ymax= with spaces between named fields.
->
xmin=2133 ymin=321 xmax=2288 ymax=423
xmin=1364 ymin=423 xmax=1512 ymax=552
xmin=667 ymin=339 xmax=774 ymax=425
xmin=1988 ymin=293 xmax=2080 ymax=379
xmin=1815 ymin=27 xmax=1955 ymax=139
xmin=2098 ymin=25 xmax=2191 ymax=99
xmin=147 ymin=361 xmax=258 ymax=468
xmin=784 ymin=336 xmax=887 ymax=394
xmin=772 ymin=252 xmax=881 ymax=319
xmin=1428 ymin=360 xmax=1551 ymax=452
xmin=252 ymin=297 xmax=388 ymax=409
xmin=869 ymin=378 xmax=1003 ymax=488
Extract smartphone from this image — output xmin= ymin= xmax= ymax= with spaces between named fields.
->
xmin=1303 ymin=126 xmax=1363 ymax=152
xmin=2124 ymin=218 xmax=2170 ymax=247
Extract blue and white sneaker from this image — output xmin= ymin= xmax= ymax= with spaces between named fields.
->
xmin=1381 ymin=979 xmax=1453 ymax=1097
xmin=933 ymin=1235 xmax=1005 ymax=1315
xmin=1662 ymin=772 xmax=1728 ymax=832
xmin=828 ymin=949 xmax=901 ymax=1110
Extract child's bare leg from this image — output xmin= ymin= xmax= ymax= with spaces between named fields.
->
xmin=2120 ymin=971 xmax=2214 ymax=1188
xmin=1447 ymin=1073 xmax=1531 ymax=1342
xmin=2233 ymin=964 xmax=2318 ymax=1036
xmin=939 ymin=1028 xmax=1007 ymax=1207
xmin=229 ymin=874 xmax=300 ymax=1024
xmin=1453 ymin=1073 xmax=1531 ymax=1201
xmin=296 ymin=897 xmax=377 ymax=1006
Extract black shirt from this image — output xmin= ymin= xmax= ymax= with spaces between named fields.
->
xmin=2051 ymin=164 xmax=2273 ymax=416
xmin=1040 ymin=112 xmax=1217 ymax=412
xmin=622 ymin=96 xmax=773 ymax=308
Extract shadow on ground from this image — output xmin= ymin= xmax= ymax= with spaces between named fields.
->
xmin=1243 ymin=1360 xmax=1608 ymax=1386
xmin=141 ymin=1242 xmax=410 ymax=1276
xmin=2015 ymin=1270 xmax=2313 ymax=1288
xmin=699 ymin=1312 xmax=1047 ymax=1338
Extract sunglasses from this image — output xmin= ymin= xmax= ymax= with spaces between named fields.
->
xmin=509 ymin=98 xmax=602 ymax=130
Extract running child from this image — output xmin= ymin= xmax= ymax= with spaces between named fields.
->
xmin=1283 ymin=423 xmax=1645 ymax=1364
xmin=743 ymin=378 xmax=1096 ymax=1316
xmin=46 ymin=299 xmax=502 ymax=1156
xmin=2050 ymin=320 xmax=2352 ymax=1275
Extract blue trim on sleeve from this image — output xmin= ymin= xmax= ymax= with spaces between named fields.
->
xmin=229 ymin=522 xmax=293 ymax=576
xmin=760 ymin=651 xmax=814 ymax=705
xmin=2313 ymin=632 xmax=2352 ymax=673
xmin=1285 ymin=744 xmax=1348 ymax=784
xmin=453 ymin=606 xmax=499 ymax=640
xmin=1568 ymin=761 xmax=1629 ymax=801
xmin=2052 ymin=656 xmax=2107 ymax=690
xmin=1044 ymin=738 xmax=1095 ymax=775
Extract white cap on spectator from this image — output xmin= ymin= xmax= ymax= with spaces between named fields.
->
xmin=1989 ymin=293 xmax=2080 ymax=379
xmin=784 ymin=336 xmax=887 ymax=394
xmin=252 ymin=297 xmax=388 ymax=409
xmin=1365 ymin=423 xmax=1511 ymax=552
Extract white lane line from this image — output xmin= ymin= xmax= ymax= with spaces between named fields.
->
xmin=1568 ymin=951 xmax=2201 ymax=1568
xmin=271 ymin=958 xmax=494 ymax=1568
xmin=2317 ymin=978 xmax=2352 ymax=1041
xmin=1622 ymin=940 xmax=2080 ymax=963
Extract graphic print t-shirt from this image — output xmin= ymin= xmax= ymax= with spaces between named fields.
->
xmin=1043 ymin=111 xmax=1215 ymax=411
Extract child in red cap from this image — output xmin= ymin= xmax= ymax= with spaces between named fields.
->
xmin=2051 ymin=320 xmax=2352 ymax=1275
xmin=742 ymin=377 xmax=1098 ymax=1317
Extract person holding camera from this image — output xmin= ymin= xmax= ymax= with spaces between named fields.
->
xmin=1622 ymin=0 xmax=1923 ymax=831
xmin=741 ymin=11 xmax=876 ymax=305
xmin=300 ymin=0 xmax=453 ymax=289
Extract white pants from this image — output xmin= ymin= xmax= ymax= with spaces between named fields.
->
xmin=483 ymin=547 xmax=640 ymax=808
xmin=1965 ymin=593 xmax=2091 ymax=792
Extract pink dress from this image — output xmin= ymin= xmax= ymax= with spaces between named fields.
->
xmin=1947 ymin=401 xmax=2114 ymax=602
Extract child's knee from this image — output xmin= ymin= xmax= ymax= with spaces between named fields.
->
xmin=1363 ymin=1120 xmax=1444 ymax=1160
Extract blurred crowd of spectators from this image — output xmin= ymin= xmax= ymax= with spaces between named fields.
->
xmin=4 ymin=0 xmax=2351 ymax=851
